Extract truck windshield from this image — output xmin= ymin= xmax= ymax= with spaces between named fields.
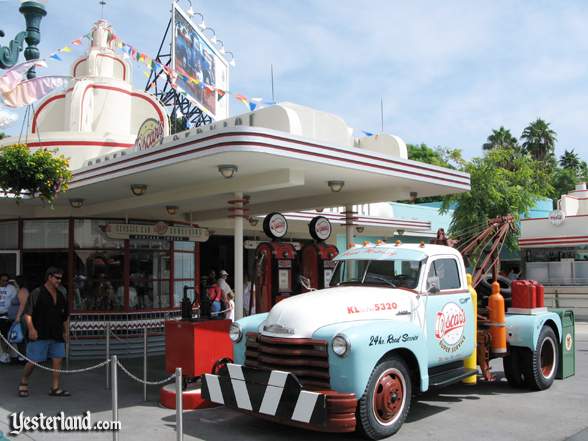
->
xmin=331 ymin=259 xmax=423 ymax=289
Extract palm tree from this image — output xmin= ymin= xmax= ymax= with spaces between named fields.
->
xmin=521 ymin=118 xmax=557 ymax=161
xmin=482 ymin=126 xmax=519 ymax=151
xmin=560 ymin=149 xmax=581 ymax=174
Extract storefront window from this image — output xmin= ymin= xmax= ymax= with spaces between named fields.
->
xmin=23 ymin=220 xmax=68 ymax=249
xmin=0 ymin=221 xmax=18 ymax=249
xmin=74 ymin=250 xmax=124 ymax=311
xmin=130 ymin=239 xmax=171 ymax=309
xmin=74 ymin=219 xmax=124 ymax=249
xmin=174 ymin=241 xmax=195 ymax=306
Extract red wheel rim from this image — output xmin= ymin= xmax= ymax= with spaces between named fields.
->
xmin=372 ymin=368 xmax=406 ymax=426
xmin=540 ymin=336 xmax=556 ymax=379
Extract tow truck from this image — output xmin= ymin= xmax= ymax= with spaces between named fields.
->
xmin=202 ymin=239 xmax=569 ymax=439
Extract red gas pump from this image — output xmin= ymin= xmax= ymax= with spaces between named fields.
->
xmin=255 ymin=241 xmax=297 ymax=313
xmin=300 ymin=242 xmax=338 ymax=290
xmin=300 ymin=216 xmax=338 ymax=291
xmin=255 ymin=213 xmax=297 ymax=313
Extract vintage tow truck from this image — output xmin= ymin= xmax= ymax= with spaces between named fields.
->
xmin=202 ymin=241 xmax=567 ymax=439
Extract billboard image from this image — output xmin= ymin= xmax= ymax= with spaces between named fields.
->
xmin=172 ymin=5 xmax=229 ymax=119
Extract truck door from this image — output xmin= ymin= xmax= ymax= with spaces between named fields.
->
xmin=423 ymin=257 xmax=475 ymax=367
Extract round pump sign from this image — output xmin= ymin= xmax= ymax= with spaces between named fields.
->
xmin=309 ymin=216 xmax=332 ymax=241
xmin=548 ymin=210 xmax=566 ymax=226
xmin=263 ymin=212 xmax=288 ymax=239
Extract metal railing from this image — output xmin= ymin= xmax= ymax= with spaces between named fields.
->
xmin=1 ymin=322 xmax=186 ymax=441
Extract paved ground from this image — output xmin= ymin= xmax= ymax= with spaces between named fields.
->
xmin=1 ymin=323 xmax=587 ymax=441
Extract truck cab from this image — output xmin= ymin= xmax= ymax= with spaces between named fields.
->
xmin=202 ymin=242 xmax=564 ymax=440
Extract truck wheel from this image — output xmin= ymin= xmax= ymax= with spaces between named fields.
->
xmin=358 ymin=356 xmax=411 ymax=440
xmin=525 ymin=326 xmax=559 ymax=391
xmin=503 ymin=347 xmax=529 ymax=388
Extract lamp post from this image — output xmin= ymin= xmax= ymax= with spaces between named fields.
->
xmin=0 ymin=1 xmax=47 ymax=79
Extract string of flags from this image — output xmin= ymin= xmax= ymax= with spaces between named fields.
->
xmin=1 ymin=29 xmax=381 ymax=135
xmin=106 ymin=32 xmax=275 ymax=112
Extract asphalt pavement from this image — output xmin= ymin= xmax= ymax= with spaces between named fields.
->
xmin=1 ymin=323 xmax=587 ymax=441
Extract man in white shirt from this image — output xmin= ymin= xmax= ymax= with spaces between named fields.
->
xmin=0 ymin=273 xmax=18 ymax=363
xmin=217 ymin=270 xmax=234 ymax=308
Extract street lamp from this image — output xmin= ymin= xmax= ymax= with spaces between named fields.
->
xmin=0 ymin=1 xmax=47 ymax=79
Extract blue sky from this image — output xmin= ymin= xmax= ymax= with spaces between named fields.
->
xmin=1 ymin=0 xmax=588 ymax=160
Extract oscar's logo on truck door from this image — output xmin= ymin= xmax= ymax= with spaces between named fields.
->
xmin=434 ymin=303 xmax=466 ymax=352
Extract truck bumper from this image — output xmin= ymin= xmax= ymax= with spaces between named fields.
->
xmin=202 ymin=363 xmax=357 ymax=432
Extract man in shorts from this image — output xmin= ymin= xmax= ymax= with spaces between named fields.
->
xmin=19 ymin=267 xmax=70 ymax=397
xmin=0 ymin=273 xmax=18 ymax=364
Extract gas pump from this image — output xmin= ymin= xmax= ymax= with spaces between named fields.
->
xmin=300 ymin=216 xmax=338 ymax=290
xmin=254 ymin=212 xmax=297 ymax=313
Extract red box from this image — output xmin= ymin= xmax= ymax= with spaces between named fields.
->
xmin=512 ymin=280 xmax=537 ymax=309
xmin=165 ymin=319 xmax=233 ymax=377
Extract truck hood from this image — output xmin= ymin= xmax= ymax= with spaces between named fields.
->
xmin=260 ymin=286 xmax=417 ymax=339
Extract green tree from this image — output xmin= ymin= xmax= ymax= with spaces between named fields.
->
xmin=559 ymin=149 xmax=581 ymax=175
xmin=0 ymin=132 xmax=6 ymax=140
xmin=169 ymin=113 xmax=188 ymax=134
xmin=0 ymin=144 xmax=72 ymax=204
xmin=521 ymin=118 xmax=557 ymax=161
xmin=407 ymin=143 xmax=451 ymax=167
xmin=482 ymin=126 xmax=519 ymax=151
xmin=551 ymin=167 xmax=578 ymax=202
xmin=441 ymin=147 xmax=552 ymax=250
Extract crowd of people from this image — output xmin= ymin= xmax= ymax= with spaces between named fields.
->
xmin=0 ymin=267 xmax=70 ymax=398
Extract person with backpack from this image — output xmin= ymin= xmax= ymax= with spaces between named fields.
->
xmin=18 ymin=267 xmax=70 ymax=398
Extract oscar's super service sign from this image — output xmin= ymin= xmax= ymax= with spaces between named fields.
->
xmin=434 ymin=302 xmax=466 ymax=352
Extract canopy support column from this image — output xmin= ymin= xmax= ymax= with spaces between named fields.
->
xmin=230 ymin=193 xmax=248 ymax=320
xmin=344 ymin=205 xmax=356 ymax=249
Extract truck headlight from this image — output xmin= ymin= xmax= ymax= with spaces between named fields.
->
xmin=229 ymin=322 xmax=242 ymax=343
xmin=332 ymin=334 xmax=350 ymax=357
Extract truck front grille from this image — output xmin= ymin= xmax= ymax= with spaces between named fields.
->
xmin=244 ymin=333 xmax=330 ymax=389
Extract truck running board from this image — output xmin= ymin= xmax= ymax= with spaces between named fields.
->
xmin=428 ymin=367 xmax=478 ymax=388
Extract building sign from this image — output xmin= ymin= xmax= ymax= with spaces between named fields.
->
xmin=263 ymin=212 xmax=288 ymax=240
xmin=103 ymin=223 xmax=209 ymax=242
xmin=548 ymin=210 xmax=566 ymax=226
xmin=134 ymin=118 xmax=164 ymax=150
xmin=309 ymin=216 xmax=332 ymax=241
xmin=172 ymin=3 xmax=229 ymax=120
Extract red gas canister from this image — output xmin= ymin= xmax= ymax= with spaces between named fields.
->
xmin=512 ymin=280 xmax=536 ymax=309
xmin=530 ymin=280 xmax=545 ymax=307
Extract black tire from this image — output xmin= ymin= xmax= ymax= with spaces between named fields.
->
xmin=357 ymin=356 xmax=412 ymax=440
xmin=503 ymin=346 xmax=531 ymax=388
xmin=524 ymin=326 xmax=559 ymax=391
xmin=478 ymin=275 xmax=512 ymax=308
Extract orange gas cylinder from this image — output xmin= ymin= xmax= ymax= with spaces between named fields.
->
xmin=488 ymin=281 xmax=507 ymax=355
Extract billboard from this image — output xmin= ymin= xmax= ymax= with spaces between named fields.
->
xmin=172 ymin=4 xmax=229 ymax=120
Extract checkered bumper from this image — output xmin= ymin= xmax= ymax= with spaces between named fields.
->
xmin=202 ymin=363 xmax=356 ymax=432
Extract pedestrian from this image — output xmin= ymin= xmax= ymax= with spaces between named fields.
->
xmin=18 ymin=267 xmax=70 ymax=398
xmin=206 ymin=270 xmax=223 ymax=319
xmin=224 ymin=291 xmax=235 ymax=321
xmin=0 ymin=273 xmax=18 ymax=364
xmin=243 ymin=273 xmax=255 ymax=316
xmin=7 ymin=275 xmax=30 ymax=363
xmin=217 ymin=269 xmax=234 ymax=300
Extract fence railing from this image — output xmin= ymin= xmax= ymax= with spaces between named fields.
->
xmin=1 ymin=319 xmax=186 ymax=441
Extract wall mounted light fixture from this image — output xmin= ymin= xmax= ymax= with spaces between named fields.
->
xmin=69 ymin=198 xmax=84 ymax=209
xmin=218 ymin=164 xmax=238 ymax=179
xmin=328 ymin=180 xmax=345 ymax=193
xmin=130 ymin=184 xmax=147 ymax=196
xmin=166 ymin=205 xmax=179 ymax=216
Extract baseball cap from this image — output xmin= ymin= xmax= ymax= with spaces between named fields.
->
xmin=219 ymin=270 xmax=229 ymax=276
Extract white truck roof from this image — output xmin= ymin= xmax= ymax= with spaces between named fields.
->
xmin=334 ymin=242 xmax=462 ymax=261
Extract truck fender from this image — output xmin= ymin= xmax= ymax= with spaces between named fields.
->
xmin=233 ymin=313 xmax=269 ymax=365
xmin=505 ymin=312 xmax=562 ymax=351
xmin=313 ymin=320 xmax=429 ymax=397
